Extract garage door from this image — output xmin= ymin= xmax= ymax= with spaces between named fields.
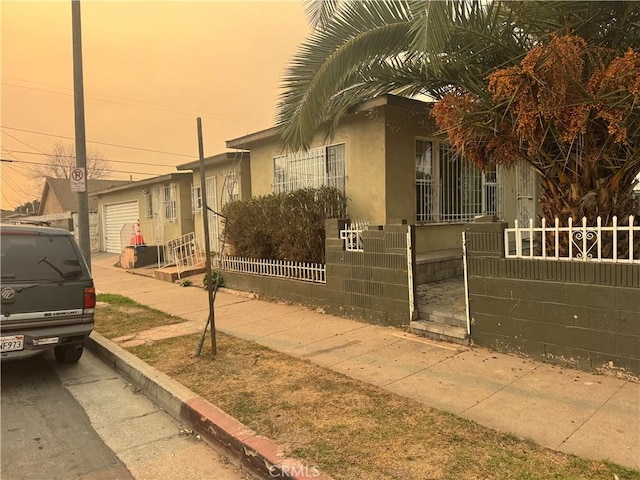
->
xmin=104 ymin=201 xmax=139 ymax=253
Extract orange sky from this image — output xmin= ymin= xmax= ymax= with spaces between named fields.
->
xmin=0 ymin=0 xmax=309 ymax=210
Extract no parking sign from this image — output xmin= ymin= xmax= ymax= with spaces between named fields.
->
xmin=70 ymin=167 xmax=86 ymax=192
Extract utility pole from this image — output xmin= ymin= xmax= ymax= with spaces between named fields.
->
xmin=194 ymin=117 xmax=217 ymax=356
xmin=71 ymin=0 xmax=91 ymax=268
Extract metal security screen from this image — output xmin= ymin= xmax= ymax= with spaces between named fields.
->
xmin=416 ymin=140 xmax=501 ymax=223
xmin=273 ymin=144 xmax=346 ymax=194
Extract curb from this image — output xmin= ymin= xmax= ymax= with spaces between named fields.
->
xmin=86 ymin=332 xmax=332 ymax=480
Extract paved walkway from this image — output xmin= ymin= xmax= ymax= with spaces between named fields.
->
xmin=90 ymin=254 xmax=639 ymax=470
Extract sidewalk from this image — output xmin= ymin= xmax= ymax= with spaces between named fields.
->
xmin=90 ymin=253 xmax=639 ymax=470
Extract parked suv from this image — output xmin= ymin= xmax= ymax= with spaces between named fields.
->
xmin=0 ymin=222 xmax=95 ymax=363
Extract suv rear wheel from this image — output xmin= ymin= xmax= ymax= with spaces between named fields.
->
xmin=54 ymin=343 xmax=84 ymax=363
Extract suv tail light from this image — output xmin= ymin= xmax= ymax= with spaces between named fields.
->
xmin=83 ymin=287 xmax=96 ymax=311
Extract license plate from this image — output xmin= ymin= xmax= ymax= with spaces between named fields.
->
xmin=1 ymin=335 xmax=24 ymax=353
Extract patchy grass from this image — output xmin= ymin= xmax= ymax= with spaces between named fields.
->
xmin=96 ymin=301 xmax=640 ymax=480
xmin=95 ymin=293 xmax=183 ymax=339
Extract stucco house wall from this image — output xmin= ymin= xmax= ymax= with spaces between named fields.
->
xmin=176 ymin=152 xmax=251 ymax=253
xmin=227 ymin=94 xmax=507 ymax=256
xmin=92 ymin=173 xmax=194 ymax=251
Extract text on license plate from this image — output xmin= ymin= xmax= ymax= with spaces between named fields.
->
xmin=1 ymin=335 xmax=25 ymax=353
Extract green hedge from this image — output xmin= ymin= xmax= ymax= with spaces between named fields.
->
xmin=221 ymin=187 xmax=346 ymax=264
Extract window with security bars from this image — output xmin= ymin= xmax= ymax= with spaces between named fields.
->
xmin=191 ymin=184 xmax=203 ymax=214
xmin=273 ymin=144 xmax=346 ymax=194
xmin=416 ymin=140 xmax=501 ymax=223
xmin=224 ymin=169 xmax=240 ymax=203
xmin=164 ymin=183 xmax=177 ymax=223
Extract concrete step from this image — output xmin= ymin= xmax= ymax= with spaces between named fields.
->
xmin=154 ymin=266 xmax=206 ymax=283
xmin=417 ymin=308 xmax=467 ymax=329
xmin=409 ymin=320 xmax=469 ymax=345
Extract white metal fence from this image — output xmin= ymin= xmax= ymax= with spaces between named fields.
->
xmin=339 ymin=219 xmax=369 ymax=251
xmin=217 ymin=256 xmax=326 ymax=284
xmin=505 ymin=216 xmax=640 ymax=263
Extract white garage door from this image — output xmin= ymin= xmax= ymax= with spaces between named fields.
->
xmin=104 ymin=201 xmax=139 ymax=253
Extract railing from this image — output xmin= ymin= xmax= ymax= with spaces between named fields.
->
xmin=505 ymin=216 xmax=640 ymax=263
xmin=160 ymin=232 xmax=204 ymax=278
xmin=217 ymin=256 xmax=326 ymax=284
xmin=340 ymin=219 xmax=368 ymax=252
xmin=119 ymin=223 xmax=135 ymax=252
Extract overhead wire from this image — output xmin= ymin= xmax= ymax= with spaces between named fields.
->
xmin=3 ymin=149 xmax=178 ymax=168
xmin=1 ymin=130 xmax=46 ymax=154
xmin=1 ymin=78 xmax=266 ymax=126
xmin=0 ymin=161 xmax=38 ymax=199
xmin=1 ymin=158 xmax=162 ymax=177
xmin=1 ymin=126 xmax=196 ymax=158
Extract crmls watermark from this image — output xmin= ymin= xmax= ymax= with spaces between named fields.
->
xmin=268 ymin=464 xmax=321 ymax=478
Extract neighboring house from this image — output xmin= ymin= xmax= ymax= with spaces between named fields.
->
xmin=35 ymin=177 xmax=128 ymax=251
xmin=225 ymin=94 xmax=535 ymax=256
xmin=38 ymin=177 xmax=128 ymax=225
xmin=90 ymin=173 xmax=193 ymax=254
xmin=176 ymin=152 xmax=251 ymax=254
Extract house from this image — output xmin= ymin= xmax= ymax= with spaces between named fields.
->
xmin=38 ymin=177 xmax=128 ymax=226
xmin=34 ymin=177 xmax=128 ymax=251
xmin=91 ymin=172 xmax=193 ymax=254
xmin=224 ymin=94 xmax=536 ymax=280
xmin=175 ymin=152 xmax=251 ymax=254
xmin=210 ymin=93 xmax=640 ymax=372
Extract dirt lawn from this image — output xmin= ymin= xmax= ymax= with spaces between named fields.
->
xmin=95 ymin=295 xmax=640 ymax=480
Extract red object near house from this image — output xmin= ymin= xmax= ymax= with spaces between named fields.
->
xmin=130 ymin=221 xmax=145 ymax=246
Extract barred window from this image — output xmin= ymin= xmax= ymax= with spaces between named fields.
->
xmin=416 ymin=140 xmax=501 ymax=223
xmin=273 ymin=144 xmax=346 ymax=194
xmin=224 ymin=169 xmax=240 ymax=203
xmin=164 ymin=183 xmax=177 ymax=223
xmin=191 ymin=184 xmax=202 ymax=214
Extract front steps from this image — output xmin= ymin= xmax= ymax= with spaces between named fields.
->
xmin=411 ymin=277 xmax=469 ymax=345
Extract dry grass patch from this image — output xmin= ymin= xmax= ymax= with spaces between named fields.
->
xmin=95 ymin=294 xmax=184 ymax=339
xmin=123 ymin=333 xmax=638 ymax=480
xmin=94 ymin=299 xmax=638 ymax=479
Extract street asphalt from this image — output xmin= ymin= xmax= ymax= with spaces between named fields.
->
xmin=88 ymin=253 xmax=640 ymax=472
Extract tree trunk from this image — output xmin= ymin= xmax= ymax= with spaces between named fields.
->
xmin=538 ymin=176 xmax=640 ymax=259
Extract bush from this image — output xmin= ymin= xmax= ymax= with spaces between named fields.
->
xmin=222 ymin=187 xmax=347 ymax=263
xmin=202 ymin=270 xmax=224 ymax=289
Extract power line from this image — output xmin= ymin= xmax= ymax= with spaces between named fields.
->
xmin=1 ymin=130 xmax=46 ymax=154
xmin=1 ymin=158 xmax=163 ymax=177
xmin=1 ymin=162 xmax=38 ymax=199
xmin=1 ymin=78 xmax=266 ymax=126
xmin=3 ymin=149 xmax=177 ymax=168
xmin=1 ymin=126 xmax=196 ymax=158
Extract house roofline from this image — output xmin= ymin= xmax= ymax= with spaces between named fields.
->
xmin=225 ymin=94 xmax=433 ymax=149
xmin=176 ymin=151 xmax=249 ymax=171
xmin=89 ymin=172 xmax=192 ymax=196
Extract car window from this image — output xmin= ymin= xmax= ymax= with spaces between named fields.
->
xmin=1 ymin=234 xmax=83 ymax=282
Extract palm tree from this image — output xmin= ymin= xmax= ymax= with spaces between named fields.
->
xmin=433 ymin=35 xmax=640 ymax=255
xmin=278 ymin=1 xmax=637 ymax=150
xmin=277 ymin=0 xmax=640 ymax=231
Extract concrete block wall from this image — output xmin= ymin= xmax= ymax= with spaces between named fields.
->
xmin=220 ymin=219 xmax=414 ymax=328
xmin=465 ymin=221 xmax=640 ymax=375
xmin=324 ymin=219 xmax=413 ymax=327
xmin=415 ymin=256 xmax=463 ymax=284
